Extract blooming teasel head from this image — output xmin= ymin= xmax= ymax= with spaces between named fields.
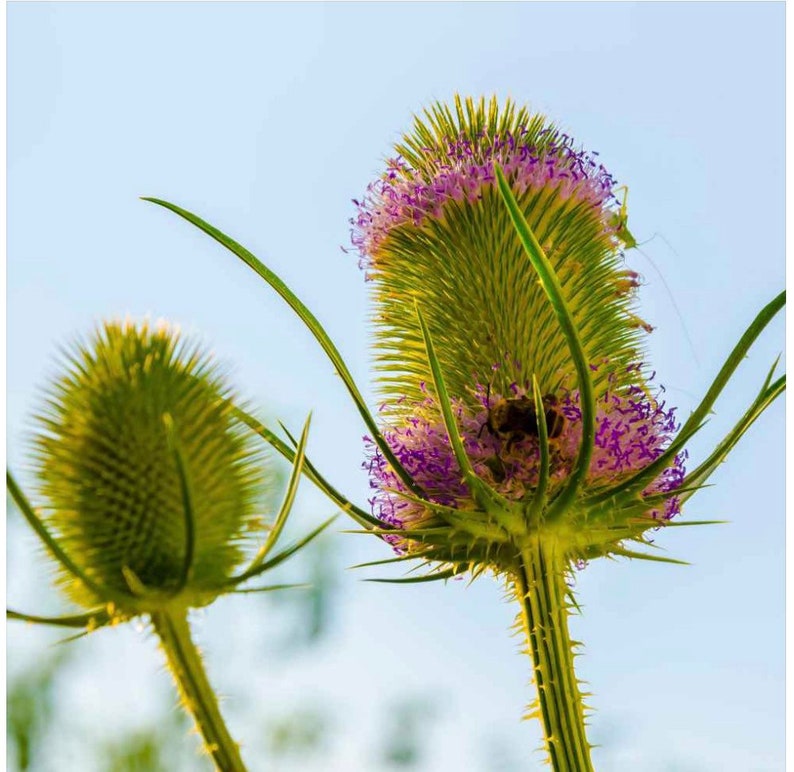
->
xmin=351 ymin=95 xmax=784 ymax=577
xmin=347 ymin=95 xmax=783 ymax=768
xmin=350 ymin=96 xmax=674 ymax=570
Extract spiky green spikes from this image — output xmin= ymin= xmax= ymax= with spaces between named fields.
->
xmin=31 ymin=320 xmax=264 ymax=614
xmin=353 ymin=95 xmax=647 ymax=414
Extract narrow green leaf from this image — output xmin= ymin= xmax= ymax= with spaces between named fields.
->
xmin=279 ymin=418 xmax=388 ymax=523
xmin=53 ymin=629 xmax=100 ymax=646
xmin=232 ymin=415 xmax=311 ymax=585
xmin=163 ymin=413 xmax=195 ymax=594
xmin=380 ymin=487 xmax=461 ymax=520
xmin=7 ymin=607 xmax=112 ymax=629
xmin=383 ymin=487 xmax=511 ymax=542
xmin=587 ymin=291 xmax=785 ymax=505
xmin=239 ymin=515 xmax=337 ymax=580
xmin=415 ymin=302 xmax=510 ymax=516
xmin=232 ymin=405 xmax=380 ymax=529
xmin=526 ymin=375 xmax=550 ymax=521
xmin=632 ymin=484 xmax=714 ymax=506
xmin=263 ymin=415 xmax=311 ymax=557
xmin=348 ymin=555 xmax=421 ymax=570
xmin=610 ymin=547 xmax=689 ymax=566
xmin=681 ymin=373 xmax=785 ymax=500
xmin=685 ymin=292 xmax=784 ymax=433
xmin=364 ymin=567 xmax=458 ymax=584
xmin=231 ymin=583 xmax=310 ymax=594
xmin=7 ymin=471 xmax=112 ymax=602
xmin=340 ymin=527 xmax=446 ymax=537
xmin=494 ymin=166 xmax=595 ymax=520
xmin=760 ymin=353 xmax=782 ymax=393
xmin=142 ymin=197 xmax=425 ymax=500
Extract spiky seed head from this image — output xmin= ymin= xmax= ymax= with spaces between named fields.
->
xmin=32 ymin=320 xmax=265 ymax=615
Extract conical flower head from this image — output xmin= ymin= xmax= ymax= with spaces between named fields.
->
xmin=32 ymin=320 xmax=264 ymax=613
xmin=353 ymin=96 xmax=685 ymax=568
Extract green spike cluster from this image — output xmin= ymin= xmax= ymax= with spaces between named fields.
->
xmin=30 ymin=320 xmax=264 ymax=613
xmin=368 ymin=95 xmax=647 ymax=413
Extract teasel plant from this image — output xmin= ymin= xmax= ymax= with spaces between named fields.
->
xmin=143 ymin=95 xmax=784 ymax=770
xmin=7 ymin=320 xmax=334 ymax=771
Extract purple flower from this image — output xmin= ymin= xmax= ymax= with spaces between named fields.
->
xmin=364 ymin=373 xmax=686 ymax=540
xmin=351 ymin=127 xmax=618 ymax=268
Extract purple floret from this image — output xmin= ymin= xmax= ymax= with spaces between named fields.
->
xmin=364 ymin=372 xmax=686 ymax=532
xmin=351 ymin=128 xmax=619 ymax=266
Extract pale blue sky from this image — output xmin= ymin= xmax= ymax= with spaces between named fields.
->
xmin=7 ymin=3 xmax=785 ymax=770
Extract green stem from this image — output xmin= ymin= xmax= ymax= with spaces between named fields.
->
xmin=151 ymin=609 xmax=247 ymax=772
xmin=515 ymin=539 xmax=593 ymax=772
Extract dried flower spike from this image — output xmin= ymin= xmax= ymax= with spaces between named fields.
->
xmin=8 ymin=320 xmax=329 ymax=771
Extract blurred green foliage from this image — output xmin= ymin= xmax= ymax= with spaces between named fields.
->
xmin=265 ymin=708 xmax=329 ymax=760
xmin=99 ymin=711 xmax=192 ymax=772
xmin=380 ymin=697 xmax=437 ymax=767
xmin=7 ymin=648 xmax=71 ymax=770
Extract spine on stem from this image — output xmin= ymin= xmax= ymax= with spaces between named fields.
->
xmin=515 ymin=539 xmax=593 ymax=772
xmin=152 ymin=609 xmax=247 ymax=772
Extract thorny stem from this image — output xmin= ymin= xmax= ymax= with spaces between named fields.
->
xmin=515 ymin=538 xmax=594 ymax=772
xmin=152 ymin=609 xmax=246 ymax=772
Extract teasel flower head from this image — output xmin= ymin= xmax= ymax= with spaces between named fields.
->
xmin=8 ymin=319 xmax=327 ymax=771
xmin=348 ymin=94 xmax=782 ymax=770
xmin=351 ymin=95 xmax=701 ymax=571
xmin=9 ymin=319 xmax=322 ymax=625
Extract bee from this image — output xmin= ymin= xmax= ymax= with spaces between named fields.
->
xmin=479 ymin=387 xmax=565 ymax=453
